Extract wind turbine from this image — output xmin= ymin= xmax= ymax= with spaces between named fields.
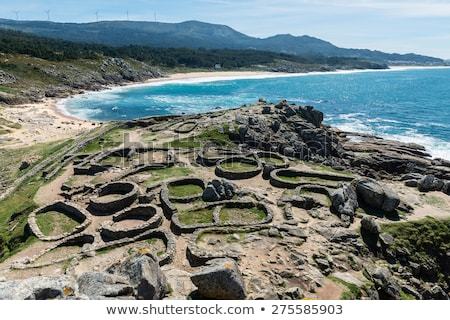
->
xmin=13 ymin=11 xmax=20 ymax=20
xmin=95 ymin=11 xmax=99 ymax=22
xmin=126 ymin=10 xmax=129 ymax=21
xmin=45 ymin=10 xmax=50 ymax=21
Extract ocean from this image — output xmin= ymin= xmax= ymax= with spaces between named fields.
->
xmin=61 ymin=67 xmax=450 ymax=159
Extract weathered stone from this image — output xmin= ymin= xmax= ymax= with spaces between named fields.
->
xmin=108 ymin=254 xmax=168 ymax=300
xmin=361 ymin=216 xmax=381 ymax=235
xmin=417 ymin=175 xmax=444 ymax=192
xmin=331 ymin=184 xmax=358 ymax=219
xmin=191 ymin=258 xmax=246 ymax=299
xmin=0 ymin=276 xmax=75 ymax=300
xmin=77 ymin=272 xmax=133 ymax=299
xmin=355 ymin=178 xmax=399 ymax=212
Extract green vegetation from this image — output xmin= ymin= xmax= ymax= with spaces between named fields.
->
xmin=259 ymin=156 xmax=284 ymax=166
xmin=35 ymin=211 xmax=80 ymax=236
xmin=79 ymin=127 xmax=127 ymax=153
xmin=0 ymin=29 xmax=384 ymax=70
xmin=168 ymin=184 xmax=203 ymax=197
xmin=178 ymin=208 xmax=214 ymax=225
xmin=219 ymin=206 xmax=266 ymax=223
xmin=165 ymin=127 xmax=233 ymax=149
xmin=100 ymin=156 xmax=130 ymax=167
xmin=382 ymin=217 xmax=450 ymax=286
xmin=278 ymin=174 xmax=302 ymax=182
xmin=422 ymin=194 xmax=448 ymax=209
xmin=0 ymin=117 xmax=21 ymax=129
xmin=221 ymin=161 xmax=257 ymax=172
xmin=144 ymin=166 xmax=193 ymax=185
xmin=329 ymin=276 xmax=362 ymax=300
xmin=0 ymin=139 xmax=74 ymax=261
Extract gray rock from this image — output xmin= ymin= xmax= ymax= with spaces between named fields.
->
xmin=361 ymin=216 xmax=381 ymax=235
xmin=109 ymin=254 xmax=168 ymax=300
xmin=404 ymin=179 xmax=418 ymax=187
xmin=331 ymin=184 xmax=358 ymax=219
xmin=202 ymin=179 xmax=236 ymax=202
xmin=0 ymin=276 xmax=75 ymax=300
xmin=365 ymin=266 xmax=402 ymax=299
xmin=355 ymin=178 xmax=400 ymax=212
xmin=379 ymin=232 xmax=394 ymax=247
xmin=442 ymin=181 xmax=450 ymax=195
xmin=202 ymin=184 xmax=220 ymax=202
xmin=191 ymin=258 xmax=246 ymax=299
xmin=417 ymin=175 xmax=444 ymax=192
xmin=77 ymin=272 xmax=133 ymax=299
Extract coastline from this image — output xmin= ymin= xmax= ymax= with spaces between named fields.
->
xmin=2 ymin=66 xmax=449 ymax=148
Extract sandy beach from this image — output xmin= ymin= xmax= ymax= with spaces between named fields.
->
xmin=0 ymin=71 xmax=276 ymax=147
xmin=2 ymin=67 xmax=448 ymax=148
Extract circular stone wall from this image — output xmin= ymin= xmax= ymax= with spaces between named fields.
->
xmin=100 ymin=204 xmax=162 ymax=241
xmin=215 ymin=156 xmax=262 ymax=180
xmin=270 ymin=168 xmax=354 ymax=189
xmin=89 ymin=181 xmax=139 ymax=214
xmin=28 ymin=201 xmax=92 ymax=241
xmin=255 ymin=151 xmax=289 ymax=169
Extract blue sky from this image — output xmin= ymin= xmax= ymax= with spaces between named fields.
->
xmin=1 ymin=0 xmax=449 ymax=58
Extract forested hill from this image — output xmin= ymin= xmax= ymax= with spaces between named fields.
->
xmin=0 ymin=29 xmax=385 ymax=105
xmin=0 ymin=18 xmax=444 ymax=65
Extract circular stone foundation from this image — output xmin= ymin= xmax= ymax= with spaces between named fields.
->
xmin=255 ymin=151 xmax=289 ymax=169
xmin=215 ymin=156 xmax=262 ymax=180
xmin=270 ymin=168 xmax=354 ymax=189
xmin=89 ymin=181 xmax=139 ymax=214
xmin=100 ymin=204 xmax=163 ymax=241
xmin=174 ymin=121 xmax=198 ymax=133
xmin=28 ymin=201 xmax=92 ymax=241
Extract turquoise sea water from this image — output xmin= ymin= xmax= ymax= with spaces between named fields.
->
xmin=63 ymin=67 xmax=450 ymax=159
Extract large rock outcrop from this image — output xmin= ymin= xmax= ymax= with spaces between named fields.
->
xmin=191 ymin=258 xmax=246 ymax=299
xmin=355 ymin=178 xmax=400 ymax=212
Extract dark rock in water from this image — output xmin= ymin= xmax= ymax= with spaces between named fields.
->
xmin=202 ymin=179 xmax=236 ymax=202
xmin=417 ymin=175 xmax=444 ymax=192
xmin=355 ymin=178 xmax=400 ymax=212
xmin=191 ymin=258 xmax=246 ymax=299
xmin=77 ymin=272 xmax=133 ymax=299
xmin=361 ymin=216 xmax=381 ymax=235
xmin=0 ymin=276 xmax=75 ymax=300
xmin=331 ymin=184 xmax=358 ymax=220
xmin=108 ymin=255 xmax=167 ymax=300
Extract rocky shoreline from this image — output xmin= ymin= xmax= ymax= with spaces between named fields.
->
xmin=0 ymin=99 xmax=449 ymax=300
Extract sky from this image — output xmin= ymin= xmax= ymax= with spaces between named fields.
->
xmin=0 ymin=0 xmax=449 ymax=59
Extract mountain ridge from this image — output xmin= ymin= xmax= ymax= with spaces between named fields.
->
xmin=0 ymin=18 xmax=444 ymax=65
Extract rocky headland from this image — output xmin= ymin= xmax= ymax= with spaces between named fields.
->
xmin=0 ymin=99 xmax=449 ymax=300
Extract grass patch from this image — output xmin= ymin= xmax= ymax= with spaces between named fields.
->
xmin=259 ymin=156 xmax=284 ymax=165
xmin=143 ymin=166 xmax=192 ymax=185
xmin=35 ymin=211 xmax=80 ymax=236
xmin=329 ymin=276 xmax=362 ymax=300
xmin=382 ymin=217 xmax=450 ymax=286
xmin=422 ymin=194 xmax=447 ymax=209
xmin=79 ymin=127 xmax=128 ymax=153
xmin=168 ymin=184 xmax=203 ymax=197
xmin=278 ymin=174 xmax=302 ymax=182
xmin=178 ymin=207 xmax=214 ymax=225
xmin=220 ymin=161 xmax=257 ymax=172
xmin=164 ymin=126 xmax=233 ymax=149
xmin=0 ymin=117 xmax=21 ymax=129
xmin=100 ymin=155 xmax=130 ymax=167
xmin=219 ymin=206 xmax=266 ymax=223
